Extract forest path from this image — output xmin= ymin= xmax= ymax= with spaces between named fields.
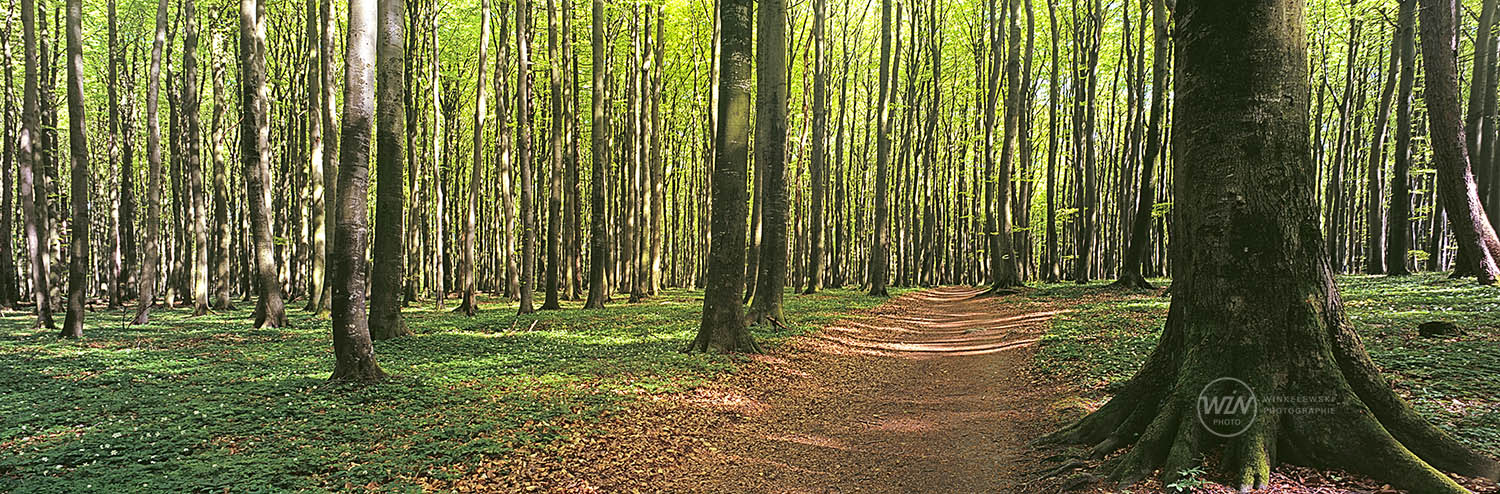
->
xmin=659 ymin=286 xmax=1068 ymax=493
xmin=446 ymin=286 xmax=1072 ymax=493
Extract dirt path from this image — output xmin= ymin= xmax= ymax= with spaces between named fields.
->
xmin=439 ymin=286 xmax=1071 ymax=493
xmin=658 ymin=286 xmax=1067 ymax=493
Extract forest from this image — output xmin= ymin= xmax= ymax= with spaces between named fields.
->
xmin=2 ymin=0 xmax=1500 ymax=489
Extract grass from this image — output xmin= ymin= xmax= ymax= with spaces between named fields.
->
xmin=1031 ymin=273 xmax=1500 ymax=458
xmin=0 ymin=287 xmax=895 ymax=493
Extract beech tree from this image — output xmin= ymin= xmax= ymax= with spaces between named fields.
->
xmin=330 ymin=0 xmax=386 ymax=382
xmin=1044 ymin=1 xmax=1500 ymax=491
xmin=370 ymin=0 xmax=410 ymax=339
xmin=748 ymin=0 xmax=789 ymax=326
xmin=240 ymin=0 xmax=287 ymax=329
xmin=688 ymin=0 xmax=759 ymax=353
xmin=59 ymin=0 xmax=87 ymax=338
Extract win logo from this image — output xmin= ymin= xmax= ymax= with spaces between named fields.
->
xmin=1196 ymin=377 xmax=1257 ymax=438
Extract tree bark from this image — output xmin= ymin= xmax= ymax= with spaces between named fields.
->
xmin=303 ymin=0 xmax=327 ymax=314
xmin=1388 ymin=0 xmax=1416 ymax=276
xmin=460 ymin=0 xmax=491 ymax=316
xmin=584 ymin=0 xmax=610 ymax=309
xmin=330 ymin=0 xmax=386 ymax=383
xmin=866 ymin=0 xmax=894 ymax=297
xmin=1111 ymin=0 xmax=1166 ymax=289
xmin=184 ymin=0 xmax=208 ymax=316
xmin=211 ymin=34 xmax=233 ymax=309
xmin=59 ymin=0 xmax=88 ymax=337
xmin=1045 ymin=2 xmax=1500 ymax=491
xmin=131 ymin=0 xmax=169 ymax=326
xmin=1363 ymin=11 xmax=1401 ymax=275
xmin=240 ymin=0 xmax=287 ymax=328
xmin=369 ymin=0 xmax=411 ymax=338
xmin=517 ymin=0 xmax=536 ymax=314
xmin=688 ymin=0 xmax=760 ymax=353
xmin=804 ymin=0 xmax=828 ymax=294
xmin=749 ymin=0 xmax=789 ymax=325
xmin=1418 ymin=0 xmax=1500 ymax=284
xmin=543 ymin=0 xmax=564 ymax=310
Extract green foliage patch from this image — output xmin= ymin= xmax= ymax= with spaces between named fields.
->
xmin=1032 ymin=273 xmax=1500 ymax=457
xmin=0 ymin=288 xmax=891 ymax=492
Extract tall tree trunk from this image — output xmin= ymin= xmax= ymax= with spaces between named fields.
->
xmin=748 ymin=0 xmax=789 ymax=325
xmin=211 ymin=34 xmax=233 ymax=309
xmin=990 ymin=0 xmax=1024 ymax=291
xmin=184 ymin=0 xmax=208 ymax=316
xmin=866 ymin=0 xmax=894 ymax=297
xmin=369 ymin=0 xmax=410 ymax=338
xmin=804 ymin=0 xmax=827 ymax=294
xmin=1111 ymin=0 xmax=1166 ymax=289
xmin=1418 ymin=0 xmax=1500 ymax=284
xmin=648 ymin=7 xmax=664 ymax=295
xmin=59 ymin=0 xmax=87 ymax=338
xmin=303 ymin=0 xmax=327 ymax=313
xmin=101 ymin=0 xmax=121 ymax=309
xmin=241 ymin=0 xmax=287 ymax=328
xmin=517 ymin=0 xmax=536 ymax=314
xmin=329 ymin=0 xmax=386 ymax=382
xmin=495 ymin=10 xmax=519 ymax=301
xmin=1044 ymin=2 xmax=1500 ymax=491
xmin=1364 ymin=13 xmax=1402 ymax=275
xmin=131 ymin=0 xmax=168 ymax=326
xmin=460 ymin=0 xmax=490 ymax=316
xmin=543 ymin=0 xmax=564 ymax=310
xmin=688 ymin=0 xmax=760 ymax=353
xmin=1388 ymin=0 xmax=1416 ymax=276
xmin=318 ymin=0 xmax=339 ymax=314
xmin=584 ymin=0 xmax=610 ymax=309
xmin=1044 ymin=0 xmax=1059 ymax=282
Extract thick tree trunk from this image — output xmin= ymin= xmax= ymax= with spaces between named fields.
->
xmin=369 ymin=0 xmax=410 ymax=339
xmin=584 ymin=0 xmax=610 ymax=309
xmin=59 ymin=0 xmax=87 ymax=338
xmin=131 ymin=0 xmax=169 ymax=326
xmin=329 ymin=0 xmax=386 ymax=383
xmin=748 ymin=0 xmax=789 ymax=325
xmin=688 ymin=0 xmax=759 ymax=353
xmin=495 ymin=10 xmax=519 ymax=301
xmin=241 ymin=0 xmax=287 ymax=329
xmin=1044 ymin=2 xmax=1500 ymax=491
xmin=1418 ymin=0 xmax=1500 ymax=284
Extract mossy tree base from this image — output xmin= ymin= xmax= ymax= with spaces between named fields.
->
xmin=1042 ymin=0 xmax=1500 ymax=491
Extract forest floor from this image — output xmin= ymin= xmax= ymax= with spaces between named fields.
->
xmin=436 ymin=275 xmax=1500 ymax=494
xmin=3 ymin=275 xmax=1498 ymax=493
xmin=436 ymin=286 xmax=1071 ymax=493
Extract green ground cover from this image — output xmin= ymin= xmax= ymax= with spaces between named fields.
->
xmin=1032 ymin=273 xmax=1500 ymax=458
xmin=0 ymin=287 xmax=895 ymax=493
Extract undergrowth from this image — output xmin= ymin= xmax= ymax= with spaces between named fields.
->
xmin=0 ymin=287 xmax=890 ymax=492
